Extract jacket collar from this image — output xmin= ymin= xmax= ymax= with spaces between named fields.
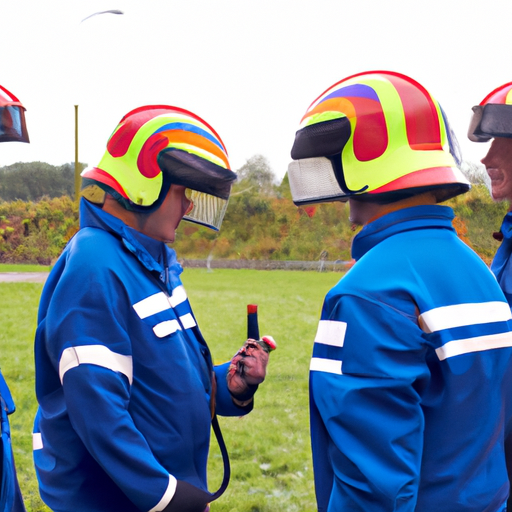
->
xmin=352 ymin=205 xmax=455 ymax=261
xmin=79 ymin=199 xmax=183 ymax=288
xmin=499 ymin=211 xmax=512 ymax=240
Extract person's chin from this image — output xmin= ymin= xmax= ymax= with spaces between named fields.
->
xmin=491 ymin=184 xmax=510 ymax=202
xmin=154 ymin=233 xmax=175 ymax=244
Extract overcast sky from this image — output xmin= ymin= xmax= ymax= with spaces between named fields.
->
xmin=2 ymin=0 xmax=511 ymax=180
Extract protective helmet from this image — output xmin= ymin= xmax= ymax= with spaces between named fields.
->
xmin=81 ymin=105 xmax=236 ymax=231
xmin=288 ymin=70 xmax=469 ymax=205
xmin=468 ymin=82 xmax=512 ymax=142
xmin=0 ymin=84 xmax=29 ymax=143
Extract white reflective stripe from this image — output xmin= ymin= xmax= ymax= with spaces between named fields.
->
xmin=153 ymin=315 xmax=195 ymax=337
xmin=310 ymin=357 xmax=342 ymax=375
xmin=59 ymin=345 xmax=133 ymax=385
xmin=133 ymin=287 xmax=189 ymax=319
xmin=419 ymin=301 xmax=512 ymax=334
xmin=133 ymin=292 xmax=170 ymax=319
xmin=148 ymin=474 xmax=178 ymax=512
xmin=153 ymin=320 xmax=181 ymax=338
xmin=436 ymin=332 xmax=512 ymax=361
xmin=33 ymin=433 xmax=43 ymax=450
xmin=168 ymin=285 xmax=187 ymax=308
xmin=179 ymin=313 xmax=196 ymax=329
xmin=314 ymin=320 xmax=347 ymax=347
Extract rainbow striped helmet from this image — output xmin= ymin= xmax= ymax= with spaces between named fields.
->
xmin=81 ymin=105 xmax=236 ymax=230
xmin=0 ymin=84 xmax=29 ymax=143
xmin=288 ymin=71 xmax=469 ymax=205
xmin=468 ymin=82 xmax=512 ymax=142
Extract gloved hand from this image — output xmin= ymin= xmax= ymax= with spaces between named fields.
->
xmin=227 ymin=336 xmax=275 ymax=404
xmin=162 ymin=480 xmax=211 ymax=512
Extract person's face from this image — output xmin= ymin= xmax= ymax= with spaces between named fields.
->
xmin=481 ymin=137 xmax=512 ymax=203
xmin=138 ymin=184 xmax=192 ymax=243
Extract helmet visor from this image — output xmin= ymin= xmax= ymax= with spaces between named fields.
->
xmin=468 ymin=104 xmax=512 ymax=142
xmin=288 ymin=158 xmax=346 ymax=206
xmin=0 ymin=106 xmax=29 ymax=143
xmin=183 ymin=188 xmax=229 ymax=231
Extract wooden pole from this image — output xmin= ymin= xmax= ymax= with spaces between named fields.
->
xmin=74 ymin=104 xmax=80 ymax=202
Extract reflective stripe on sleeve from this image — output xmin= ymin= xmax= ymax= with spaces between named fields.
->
xmin=436 ymin=332 xmax=512 ymax=360
xmin=314 ymin=320 xmax=347 ymax=347
xmin=33 ymin=432 xmax=43 ymax=450
xmin=153 ymin=320 xmax=181 ymax=338
xmin=133 ymin=286 xmax=188 ymax=319
xmin=179 ymin=313 xmax=196 ymax=329
xmin=153 ymin=314 xmax=197 ymax=338
xmin=148 ymin=474 xmax=178 ymax=512
xmin=59 ymin=345 xmax=133 ymax=385
xmin=133 ymin=292 xmax=170 ymax=319
xmin=168 ymin=286 xmax=187 ymax=308
xmin=419 ymin=301 xmax=512 ymax=334
xmin=310 ymin=357 xmax=343 ymax=375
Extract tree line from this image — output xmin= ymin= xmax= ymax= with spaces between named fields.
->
xmin=0 ymin=156 xmax=506 ymax=265
xmin=0 ymin=161 xmax=89 ymax=202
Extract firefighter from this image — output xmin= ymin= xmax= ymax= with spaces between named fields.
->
xmin=288 ymin=70 xmax=512 ymax=511
xmin=468 ymin=82 xmax=512 ymax=307
xmin=33 ymin=105 xmax=271 ymax=512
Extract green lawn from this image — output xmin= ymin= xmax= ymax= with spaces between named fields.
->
xmin=0 ymin=264 xmax=51 ymax=273
xmin=0 ymin=268 xmax=343 ymax=512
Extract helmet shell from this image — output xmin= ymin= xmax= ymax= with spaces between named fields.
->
xmin=289 ymin=71 xmax=468 ymax=205
xmin=468 ymin=82 xmax=512 ymax=142
xmin=82 ymin=105 xmax=234 ymax=211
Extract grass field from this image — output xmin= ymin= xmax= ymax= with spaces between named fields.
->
xmin=0 ymin=268 xmax=343 ymax=512
xmin=0 ymin=264 xmax=51 ymax=273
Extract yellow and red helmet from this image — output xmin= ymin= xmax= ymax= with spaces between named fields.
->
xmin=288 ymin=71 xmax=469 ymax=205
xmin=468 ymin=82 xmax=512 ymax=142
xmin=0 ymin=84 xmax=29 ymax=144
xmin=81 ymin=105 xmax=236 ymax=230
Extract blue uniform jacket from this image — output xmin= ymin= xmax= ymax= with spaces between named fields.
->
xmin=492 ymin=211 xmax=512 ymax=308
xmin=33 ymin=199 xmax=248 ymax=512
xmin=310 ymin=205 xmax=512 ymax=512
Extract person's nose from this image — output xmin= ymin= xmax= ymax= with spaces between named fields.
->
xmin=481 ymin=147 xmax=493 ymax=168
